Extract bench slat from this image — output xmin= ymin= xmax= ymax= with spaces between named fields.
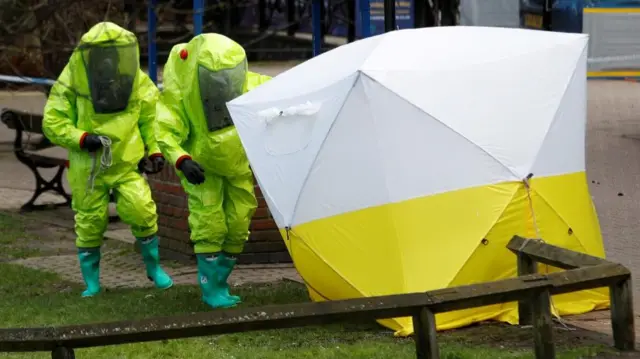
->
xmin=20 ymin=154 xmax=67 ymax=168
xmin=1 ymin=108 xmax=45 ymax=134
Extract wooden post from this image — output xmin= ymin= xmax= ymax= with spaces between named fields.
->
xmin=51 ymin=347 xmax=75 ymax=359
xmin=531 ymin=289 xmax=555 ymax=359
xmin=413 ymin=307 xmax=440 ymax=359
xmin=517 ymin=252 xmax=537 ymax=325
xmin=610 ymin=276 xmax=635 ymax=351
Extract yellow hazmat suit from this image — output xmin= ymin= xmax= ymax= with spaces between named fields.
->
xmin=42 ymin=22 xmax=172 ymax=297
xmin=155 ymin=34 xmax=270 ymax=308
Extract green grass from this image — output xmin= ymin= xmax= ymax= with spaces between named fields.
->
xmin=0 ymin=213 xmax=41 ymax=260
xmin=0 ymin=263 xmax=615 ymax=359
xmin=0 ymin=211 xmax=127 ymax=260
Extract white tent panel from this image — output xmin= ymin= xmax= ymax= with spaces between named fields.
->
xmin=291 ymin=73 xmax=388 ymax=227
xmin=360 ymin=74 xmax=519 ymax=204
xmin=292 ymin=73 xmax=518 ymax=226
xmin=530 ymin=46 xmax=588 ymax=177
xmin=229 ymin=73 xmax=359 ymax=227
xmin=361 ymin=27 xmax=585 ymax=74
xmin=234 ymin=35 xmax=383 ymax=106
xmin=363 ymin=29 xmax=587 ymax=178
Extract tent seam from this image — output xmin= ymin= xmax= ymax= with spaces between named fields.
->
xmin=529 ymin=183 xmax=592 ymax=255
xmin=288 ymin=72 xmax=360 ymax=226
xmin=444 ymin=182 xmax=522 ymax=288
xmin=359 ymin=31 xmax=390 ymax=71
xmin=238 ymin=74 xmax=361 ymax=226
xmin=359 ymin=73 xmax=409 ymax=294
xmin=362 ymin=35 xmax=587 ymax=180
xmin=360 ymin=71 xmax=521 ymax=180
xmin=236 ymin=35 xmax=384 ymax=107
xmin=288 ymin=227 xmax=372 ymax=298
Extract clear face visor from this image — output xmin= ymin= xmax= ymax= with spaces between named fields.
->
xmin=198 ymin=60 xmax=246 ymax=132
xmin=83 ymin=44 xmax=138 ymax=114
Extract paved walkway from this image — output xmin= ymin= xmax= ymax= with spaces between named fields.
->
xmin=2 ymin=70 xmax=640 ymax=338
xmin=2 ymin=205 xmax=303 ymax=288
xmin=12 ymin=252 xmax=302 ymax=289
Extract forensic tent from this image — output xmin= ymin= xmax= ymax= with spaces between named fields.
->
xmin=227 ymin=26 xmax=609 ymax=336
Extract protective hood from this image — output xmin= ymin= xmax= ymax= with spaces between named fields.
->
xmin=43 ymin=20 xmax=161 ymax=182
xmin=76 ymin=22 xmax=140 ymax=114
xmin=189 ymin=34 xmax=248 ymax=132
xmin=155 ymin=33 xmax=272 ymax=178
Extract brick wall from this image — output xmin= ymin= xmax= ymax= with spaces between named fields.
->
xmin=147 ymin=165 xmax=292 ymax=264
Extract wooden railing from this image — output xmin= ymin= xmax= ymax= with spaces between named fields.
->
xmin=0 ymin=236 xmax=634 ymax=359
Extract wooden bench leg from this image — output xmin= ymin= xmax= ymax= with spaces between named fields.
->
xmin=51 ymin=346 xmax=75 ymax=359
xmin=531 ymin=289 xmax=555 ymax=359
xmin=413 ymin=307 xmax=440 ymax=359
xmin=610 ymin=276 xmax=635 ymax=351
xmin=50 ymin=165 xmax=72 ymax=204
xmin=517 ymin=253 xmax=537 ymax=326
xmin=108 ymin=192 xmax=120 ymax=223
xmin=21 ymin=164 xmax=71 ymax=212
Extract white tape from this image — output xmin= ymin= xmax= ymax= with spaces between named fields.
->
xmin=258 ymin=101 xmax=322 ymax=126
xmin=0 ymin=74 xmax=164 ymax=89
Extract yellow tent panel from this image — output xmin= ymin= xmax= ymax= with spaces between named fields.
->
xmin=283 ymin=172 xmax=608 ymax=336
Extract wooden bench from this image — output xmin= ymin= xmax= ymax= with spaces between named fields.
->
xmin=0 ymin=108 xmax=119 ymax=221
xmin=0 ymin=108 xmax=71 ymax=211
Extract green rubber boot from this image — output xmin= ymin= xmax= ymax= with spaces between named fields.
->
xmin=137 ymin=236 xmax=173 ymax=290
xmin=215 ymin=253 xmax=241 ymax=303
xmin=78 ymin=247 xmax=101 ymax=297
xmin=196 ymin=254 xmax=238 ymax=309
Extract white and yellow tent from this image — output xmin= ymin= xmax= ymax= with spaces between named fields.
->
xmin=228 ymin=26 xmax=609 ymax=336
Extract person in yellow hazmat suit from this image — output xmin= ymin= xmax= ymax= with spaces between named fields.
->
xmin=42 ymin=22 xmax=173 ymax=297
xmin=155 ymin=34 xmax=271 ymax=309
